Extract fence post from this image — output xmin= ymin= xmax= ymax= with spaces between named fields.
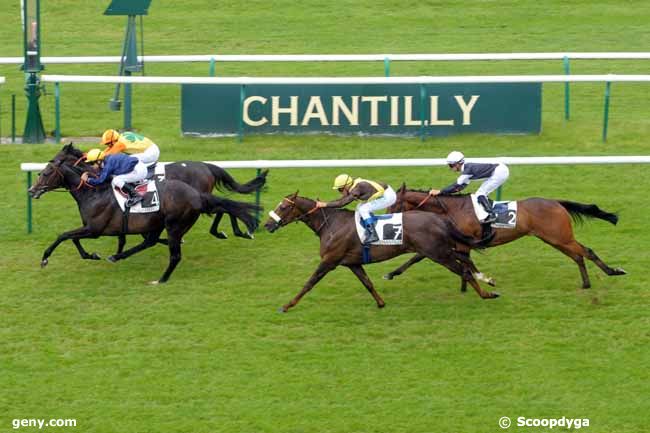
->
xmin=384 ymin=57 xmax=390 ymax=77
xmin=55 ymin=82 xmax=61 ymax=143
xmin=27 ymin=171 xmax=33 ymax=233
xmin=602 ymin=81 xmax=612 ymax=142
xmin=563 ymin=56 xmax=570 ymax=120
xmin=11 ymin=94 xmax=16 ymax=143
xmin=209 ymin=57 xmax=216 ymax=77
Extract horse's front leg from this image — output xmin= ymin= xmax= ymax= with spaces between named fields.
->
xmin=209 ymin=211 xmax=228 ymax=239
xmin=383 ymin=253 xmax=425 ymax=280
xmin=71 ymin=239 xmax=101 ymax=261
xmin=115 ymin=234 xmax=127 ymax=255
xmin=281 ymin=262 xmax=335 ymax=312
xmin=347 ymin=264 xmax=385 ymax=308
xmin=41 ymin=226 xmax=97 ymax=267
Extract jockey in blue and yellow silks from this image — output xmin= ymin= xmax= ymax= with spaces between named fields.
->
xmin=316 ymin=174 xmax=397 ymax=244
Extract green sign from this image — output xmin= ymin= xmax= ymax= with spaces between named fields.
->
xmin=181 ymin=83 xmax=541 ymax=137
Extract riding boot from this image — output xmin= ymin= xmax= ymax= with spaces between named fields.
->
xmin=122 ymin=183 xmax=143 ymax=207
xmin=363 ymin=218 xmax=379 ymax=245
xmin=477 ymin=195 xmax=496 ymax=223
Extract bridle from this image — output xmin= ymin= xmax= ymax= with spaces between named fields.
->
xmin=271 ymin=196 xmax=328 ymax=234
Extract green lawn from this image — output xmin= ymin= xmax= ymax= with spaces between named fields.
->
xmin=1 ymin=1 xmax=649 ymax=433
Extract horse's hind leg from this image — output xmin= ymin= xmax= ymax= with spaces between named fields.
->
xmin=230 ymin=214 xmax=254 ymax=239
xmin=544 ymin=240 xmax=592 ymax=288
xmin=425 ymin=249 xmax=499 ymax=299
xmin=347 ymin=264 xmax=385 ymax=308
xmin=383 ymin=253 xmax=426 ymax=280
xmin=157 ymin=233 xmax=182 ymax=284
xmin=584 ymin=246 xmax=626 ymax=276
xmin=208 ymin=212 xmax=228 ymax=239
xmin=107 ymin=231 xmax=162 ymax=262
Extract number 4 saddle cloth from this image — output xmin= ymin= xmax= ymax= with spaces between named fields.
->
xmin=112 ymin=179 xmax=161 ymax=214
xmin=470 ymin=194 xmax=518 ymax=229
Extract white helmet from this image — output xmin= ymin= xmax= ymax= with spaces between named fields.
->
xmin=446 ymin=151 xmax=465 ymax=165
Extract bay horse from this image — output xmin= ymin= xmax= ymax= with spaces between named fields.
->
xmin=28 ymin=144 xmax=260 ymax=283
xmin=386 ymin=184 xmax=626 ymax=289
xmin=264 ymin=192 xmax=499 ymax=312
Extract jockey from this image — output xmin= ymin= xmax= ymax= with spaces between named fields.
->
xmin=81 ymin=148 xmax=147 ymax=207
xmin=316 ymin=174 xmax=396 ymax=245
xmin=430 ymin=151 xmax=509 ymax=223
xmin=100 ymin=129 xmax=160 ymax=167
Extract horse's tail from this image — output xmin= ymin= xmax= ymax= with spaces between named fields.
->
xmin=200 ymin=193 xmax=261 ymax=233
xmin=445 ymin=220 xmax=494 ymax=249
xmin=206 ymin=163 xmax=268 ymax=194
xmin=557 ymin=200 xmax=618 ymax=226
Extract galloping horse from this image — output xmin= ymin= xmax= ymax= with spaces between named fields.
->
xmin=386 ymin=184 xmax=626 ymax=288
xmin=264 ymin=192 xmax=499 ymax=312
xmin=28 ymin=144 xmax=260 ymax=283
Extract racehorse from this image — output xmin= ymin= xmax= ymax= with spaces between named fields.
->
xmin=385 ymin=184 xmax=626 ymax=289
xmin=264 ymin=192 xmax=499 ymax=312
xmin=28 ymin=144 xmax=260 ymax=283
xmin=109 ymin=162 xmax=268 ymax=255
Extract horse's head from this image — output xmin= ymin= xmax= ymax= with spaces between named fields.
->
xmin=264 ymin=191 xmax=315 ymax=233
xmin=387 ymin=183 xmax=409 ymax=213
xmin=28 ymin=143 xmax=90 ymax=199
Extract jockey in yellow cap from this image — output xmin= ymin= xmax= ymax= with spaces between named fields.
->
xmin=82 ymin=147 xmax=147 ymax=207
xmin=316 ymin=173 xmax=396 ymax=244
xmin=100 ymin=129 xmax=160 ymax=167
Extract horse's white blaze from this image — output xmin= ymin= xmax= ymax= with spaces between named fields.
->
xmin=269 ymin=210 xmax=281 ymax=222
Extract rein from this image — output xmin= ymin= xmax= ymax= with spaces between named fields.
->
xmin=283 ymin=197 xmax=328 ymax=234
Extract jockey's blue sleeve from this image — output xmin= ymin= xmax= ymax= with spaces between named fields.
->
xmin=87 ymin=158 xmax=118 ymax=185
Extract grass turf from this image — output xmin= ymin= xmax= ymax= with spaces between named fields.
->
xmin=1 ymin=1 xmax=649 ymax=432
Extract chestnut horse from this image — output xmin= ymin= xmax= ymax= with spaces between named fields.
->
xmin=264 ymin=192 xmax=498 ymax=312
xmin=386 ymin=184 xmax=626 ymax=288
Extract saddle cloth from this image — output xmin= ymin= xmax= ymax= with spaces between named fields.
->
xmin=355 ymin=212 xmax=403 ymax=245
xmin=112 ymin=179 xmax=161 ymax=214
xmin=470 ymin=194 xmax=518 ymax=228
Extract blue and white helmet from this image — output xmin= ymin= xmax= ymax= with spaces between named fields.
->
xmin=446 ymin=151 xmax=465 ymax=165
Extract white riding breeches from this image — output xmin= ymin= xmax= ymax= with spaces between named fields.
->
xmin=356 ymin=186 xmax=397 ymax=220
xmin=132 ymin=143 xmax=160 ymax=166
xmin=111 ymin=161 xmax=148 ymax=189
xmin=475 ymin=164 xmax=509 ymax=197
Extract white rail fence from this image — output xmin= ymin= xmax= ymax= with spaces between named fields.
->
xmin=21 ymin=156 xmax=650 ymax=233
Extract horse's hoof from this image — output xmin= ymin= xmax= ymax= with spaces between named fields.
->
xmin=149 ymin=280 xmax=160 ymax=285
xmin=487 ymin=278 xmax=496 ymax=287
xmin=491 ymin=292 xmax=500 ymax=298
xmin=40 ymin=259 xmax=48 ymax=268
xmin=377 ymin=303 xmax=386 ymax=309
xmin=244 ymin=232 xmax=254 ymax=240
xmin=107 ymin=255 xmax=118 ymax=263
xmin=383 ymin=274 xmax=394 ymax=280
xmin=89 ymin=253 xmax=101 ymax=260
xmin=612 ymin=267 xmax=627 ymax=275
xmin=215 ymin=232 xmax=228 ymax=239
xmin=277 ymin=307 xmax=286 ymax=313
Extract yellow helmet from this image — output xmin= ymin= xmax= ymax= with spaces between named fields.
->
xmin=100 ymin=129 xmax=120 ymax=146
xmin=85 ymin=148 xmax=105 ymax=163
xmin=332 ymin=174 xmax=353 ymax=190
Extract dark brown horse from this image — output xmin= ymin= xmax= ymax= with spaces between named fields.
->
xmin=386 ymin=184 xmax=626 ymax=288
xmin=28 ymin=144 xmax=260 ymax=283
xmin=264 ymin=192 xmax=499 ymax=312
